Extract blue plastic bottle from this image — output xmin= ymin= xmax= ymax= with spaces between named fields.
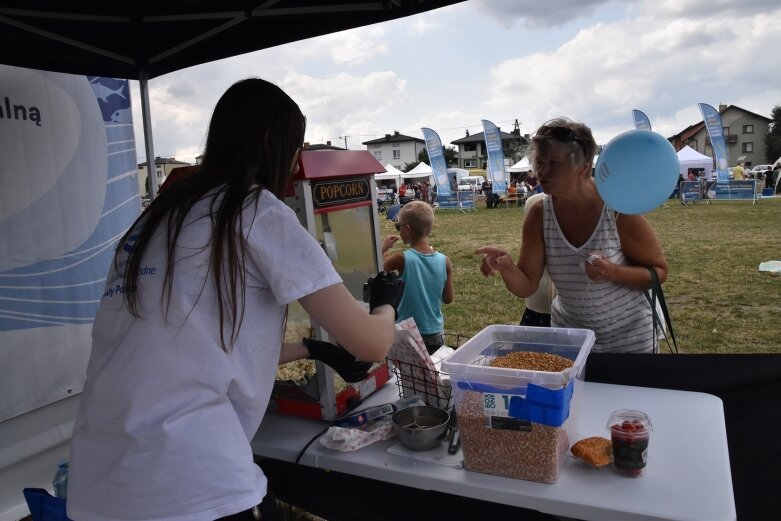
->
xmin=52 ymin=461 xmax=69 ymax=499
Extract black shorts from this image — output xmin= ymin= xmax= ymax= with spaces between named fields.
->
xmin=519 ymin=308 xmax=551 ymax=328
xmin=421 ymin=332 xmax=444 ymax=355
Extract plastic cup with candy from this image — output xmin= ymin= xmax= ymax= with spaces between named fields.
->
xmin=606 ymin=409 xmax=653 ymax=477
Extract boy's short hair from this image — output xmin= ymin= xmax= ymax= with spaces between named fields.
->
xmin=399 ymin=201 xmax=434 ymax=237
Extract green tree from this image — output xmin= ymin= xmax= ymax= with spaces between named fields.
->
xmin=401 ymin=161 xmax=418 ymax=172
xmin=416 ymin=145 xmax=458 ymax=167
xmin=504 ymin=139 xmax=528 ymax=164
xmin=765 ymin=105 xmax=781 ymax=163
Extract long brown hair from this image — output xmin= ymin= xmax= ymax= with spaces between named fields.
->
xmin=117 ymin=78 xmax=306 ymax=351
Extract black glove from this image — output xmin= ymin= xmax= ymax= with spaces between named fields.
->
xmin=363 ymin=271 xmax=404 ymax=318
xmin=303 ymin=337 xmax=372 ymax=383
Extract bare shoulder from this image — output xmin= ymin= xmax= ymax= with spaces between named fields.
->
xmin=523 ymin=198 xmax=544 ymax=233
xmin=615 ymin=213 xmax=654 ymax=235
xmin=383 ymin=251 xmax=405 ymax=273
xmin=526 ymin=197 xmax=544 ymax=219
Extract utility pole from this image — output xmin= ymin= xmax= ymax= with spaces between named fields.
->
xmin=343 ymin=135 xmax=348 ymax=149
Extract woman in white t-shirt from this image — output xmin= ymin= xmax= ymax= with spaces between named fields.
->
xmin=67 ymin=79 xmax=402 ymax=521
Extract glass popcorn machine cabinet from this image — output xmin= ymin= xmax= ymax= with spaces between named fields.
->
xmin=274 ymin=149 xmax=390 ymax=421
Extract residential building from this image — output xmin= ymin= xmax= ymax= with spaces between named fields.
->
xmin=304 ymin=141 xmax=345 ymax=151
xmin=668 ymin=105 xmax=772 ymax=168
xmin=137 ymin=157 xmax=192 ymax=197
xmin=450 ymin=126 xmax=528 ymax=171
xmin=362 ymin=131 xmax=425 ymax=169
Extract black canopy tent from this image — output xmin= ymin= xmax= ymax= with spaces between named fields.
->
xmin=0 ymin=0 xmax=464 ymax=198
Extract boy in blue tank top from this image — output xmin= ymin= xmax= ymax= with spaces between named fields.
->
xmin=381 ymin=201 xmax=454 ymax=354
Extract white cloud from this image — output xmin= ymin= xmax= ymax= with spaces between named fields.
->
xmin=642 ymin=0 xmax=778 ymax=19
xmin=315 ymin=26 xmax=389 ymax=66
xmin=485 ymin=8 xmax=781 ymax=143
xmin=411 ymin=17 xmax=437 ymax=35
xmin=128 ymin=0 xmax=781 ymax=166
xmin=129 ymin=25 xmax=391 ymax=162
xmin=281 ymin=70 xmax=407 ymax=146
xmin=473 ymin=0 xmax=611 ymax=28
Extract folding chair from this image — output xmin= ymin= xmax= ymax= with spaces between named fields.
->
xmin=385 ymin=204 xmax=401 ymax=229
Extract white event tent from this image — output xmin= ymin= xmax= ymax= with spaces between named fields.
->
xmin=405 ymin=161 xmax=433 ymax=176
xmin=374 ymin=163 xmax=404 ymax=186
xmin=508 ymin=157 xmax=531 ymax=173
xmin=402 ymin=162 xmax=434 ymax=183
xmin=677 ymin=146 xmax=713 ymax=177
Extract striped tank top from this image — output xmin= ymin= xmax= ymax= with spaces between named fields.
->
xmin=542 ymin=197 xmax=655 ymax=353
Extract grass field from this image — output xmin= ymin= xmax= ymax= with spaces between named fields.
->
xmin=379 ymin=197 xmax=781 ymax=354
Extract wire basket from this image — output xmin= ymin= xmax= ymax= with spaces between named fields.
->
xmin=442 ymin=332 xmax=470 ymax=349
xmin=388 ymin=358 xmax=452 ymax=409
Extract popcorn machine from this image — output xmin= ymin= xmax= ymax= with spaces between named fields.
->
xmin=275 ymin=149 xmax=390 ymax=420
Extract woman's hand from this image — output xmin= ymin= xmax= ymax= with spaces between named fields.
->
xmin=475 ymin=246 xmax=514 ymax=277
xmin=584 ymin=253 xmax=615 ymax=282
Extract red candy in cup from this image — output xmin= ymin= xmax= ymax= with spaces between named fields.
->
xmin=606 ymin=409 xmax=652 ymax=477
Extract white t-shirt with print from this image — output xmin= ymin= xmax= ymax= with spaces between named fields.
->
xmin=67 ymin=190 xmax=341 ymax=521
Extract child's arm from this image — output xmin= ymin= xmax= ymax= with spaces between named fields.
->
xmin=442 ymin=255 xmax=454 ymax=304
xmin=381 ymin=235 xmax=400 ymax=257
xmin=382 ymin=236 xmax=405 ymax=274
xmin=383 ymin=252 xmax=405 ymax=274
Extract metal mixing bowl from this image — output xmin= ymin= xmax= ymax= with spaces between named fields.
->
xmin=392 ymin=405 xmax=450 ymax=451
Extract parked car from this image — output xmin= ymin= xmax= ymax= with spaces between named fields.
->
xmin=750 ymin=165 xmax=773 ymax=179
xmin=458 ymin=175 xmax=486 ymax=192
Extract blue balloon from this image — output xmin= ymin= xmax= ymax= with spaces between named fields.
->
xmin=595 ymin=129 xmax=680 ymax=214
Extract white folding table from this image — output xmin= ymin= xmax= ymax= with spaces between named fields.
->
xmin=252 ymin=380 xmax=736 ymax=521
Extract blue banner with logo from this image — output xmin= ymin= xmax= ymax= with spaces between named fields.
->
xmin=481 ymin=120 xmax=507 ymax=194
xmin=681 ymin=180 xmax=703 ymax=202
xmin=698 ymin=103 xmax=730 ymax=183
xmin=705 ymin=180 xmax=757 ymax=201
xmin=0 ymin=65 xmax=140 ymax=421
xmin=632 ymin=109 xmax=652 ymax=130
xmin=433 ymin=191 xmax=475 ymax=211
xmin=421 ymin=127 xmax=451 ymax=197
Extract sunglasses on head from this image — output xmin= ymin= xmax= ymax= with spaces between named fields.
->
xmin=537 ymin=125 xmax=586 ymax=153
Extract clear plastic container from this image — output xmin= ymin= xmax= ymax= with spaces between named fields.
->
xmin=52 ymin=461 xmax=69 ymax=499
xmin=607 ymin=409 xmax=653 ymax=477
xmin=440 ymin=325 xmax=596 ymax=483
xmin=440 ymin=325 xmax=595 ymax=389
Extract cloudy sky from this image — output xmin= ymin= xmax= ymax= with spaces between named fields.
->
xmin=130 ymin=0 xmax=781 ymax=165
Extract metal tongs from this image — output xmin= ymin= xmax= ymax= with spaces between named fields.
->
xmin=446 ymin=407 xmax=461 ymax=455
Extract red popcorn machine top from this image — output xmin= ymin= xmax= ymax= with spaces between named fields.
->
xmin=274 ymin=148 xmax=390 ymax=420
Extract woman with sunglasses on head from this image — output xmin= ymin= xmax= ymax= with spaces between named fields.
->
xmin=67 ymin=78 xmax=403 ymax=521
xmin=476 ymin=117 xmax=668 ymax=353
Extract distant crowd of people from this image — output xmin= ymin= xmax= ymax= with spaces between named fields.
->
xmin=398 ymin=182 xmax=432 ymax=203
xmin=759 ymin=163 xmax=781 ymax=193
xmin=380 ymin=169 xmax=555 ymax=210
xmin=479 ymin=173 xmax=544 ymax=209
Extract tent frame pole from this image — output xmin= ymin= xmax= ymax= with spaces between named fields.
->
xmin=139 ymin=70 xmax=157 ymax=200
